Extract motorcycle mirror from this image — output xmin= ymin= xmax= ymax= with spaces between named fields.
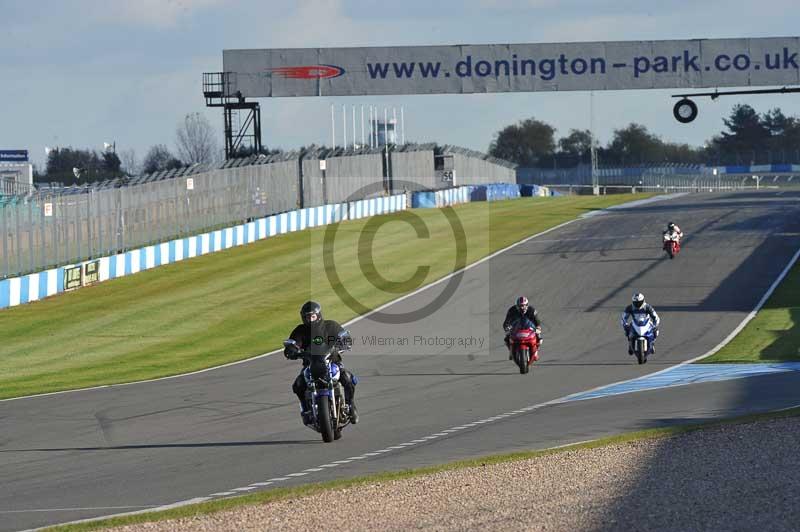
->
xmin=283 ymin=339 xmax=298 ymax=348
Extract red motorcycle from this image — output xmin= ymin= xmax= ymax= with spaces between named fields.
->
xmin=663 ymin=233 xmax=681 ymax=259
xmin=508 ymin=318 xmax=540 ymax=374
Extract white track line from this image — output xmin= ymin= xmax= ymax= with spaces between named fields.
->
xmin=2 ymin=194 xmax=682 ymax=404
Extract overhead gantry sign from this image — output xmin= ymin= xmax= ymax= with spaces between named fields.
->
xmin=205 ymin=37 xmax=800 ymax=153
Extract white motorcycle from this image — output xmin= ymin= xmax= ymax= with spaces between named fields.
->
xmin=629 ymin=314 xmax=656 ymax=365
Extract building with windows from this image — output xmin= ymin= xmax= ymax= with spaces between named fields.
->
xmin=0 ymin=150 xmax=33 ymax=195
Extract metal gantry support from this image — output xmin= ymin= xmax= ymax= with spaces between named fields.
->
xmin=203 ymin=72 xmax=262 ymax=159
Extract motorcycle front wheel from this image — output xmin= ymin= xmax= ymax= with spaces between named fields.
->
xmin=316 ymin=395 xmax=335 ymax=443
xmin=519 ymin=348 xmax=530 ymax=374
xmin=635 ymin=343 xmax=645 ymax=365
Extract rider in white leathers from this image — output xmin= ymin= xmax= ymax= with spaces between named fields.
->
xmin=620 ymin=293 xmax=661 ymax=355
xmin=663 ymin=222 xmax=683 ymax=243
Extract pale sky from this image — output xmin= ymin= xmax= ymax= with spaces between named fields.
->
xmin=2 ymin=0 xmax=799 ymax=171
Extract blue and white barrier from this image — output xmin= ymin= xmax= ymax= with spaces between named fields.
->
xmin=435 ymin=186 xmax=472 ymax=207
xmin=470 ymin=183 xmax=521 ymax=202
xmin=520 ymin=184 xmax=559 ymax=197
xmin=411 ymin=186 xmax=474 ymax=208
xmin=714 ymin=163 xmax=800 ymax=175
xmin=412 ymin=186 xmax=473 ymax=208
xmin=413 ymin=183 xmax=564 ymax=210
xmin=0 ymin=194 xmax=407 ymax=310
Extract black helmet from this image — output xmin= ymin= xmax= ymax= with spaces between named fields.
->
xmin=300 ymin=300 xmax=322 ymax=325
xmin=667 ymin=222 xmax=676 ymax=231
xmin=516 ymin=296 xmax=529 ymax=313
xmin=632 ymin=292 xmax=646 ymax=310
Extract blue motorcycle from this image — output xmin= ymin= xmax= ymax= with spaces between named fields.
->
xmin=284 ymin=338 xmax=352 ymax=443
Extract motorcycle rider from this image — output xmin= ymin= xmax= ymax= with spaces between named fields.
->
xmin=284 ymin=301 xmax=358 ymax=426
xmin=620 ymin=293 xmax=661 ymax=355
xmin=663 ymin=222 xmax=683 ymax=248
xmin=503 ymin=296 xmax=542 ymax=360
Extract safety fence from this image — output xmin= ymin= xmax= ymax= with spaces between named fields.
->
xmin=0 ymin=193 xmax=407 ymax=310
xmin=519 ymin=163 xmax=800 ymax=189
xmin=1 ymin=145 xmax=516 ymax=280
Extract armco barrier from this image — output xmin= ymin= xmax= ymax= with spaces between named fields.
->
xmin=0 ymin=194 xmax=407 ymax=310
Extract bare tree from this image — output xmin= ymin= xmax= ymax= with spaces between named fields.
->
xmin=119 ymin=148 xmax=139 ymax=176
xmin=142 ymin=144 xmax=183 ymax=174
xmin=175 ymin=112 xmax=218 ymax=165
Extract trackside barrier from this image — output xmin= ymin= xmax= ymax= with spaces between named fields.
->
xmin=412 ymin=183 xmax=566 ymax=209
xmin=0 ymin=194 xmax=407 ymax=310
xmin=412 ymin=186 xmax=474 ymax=208
xmin=435 ymin=186 xmax=473 ymax=207
xmin=519 ymin=184 xmax=562 ymax=197
xmin=470 ymin=183 xmax=521 ymax=202
xmin=411 ymin=191 xmax=436 ymax=208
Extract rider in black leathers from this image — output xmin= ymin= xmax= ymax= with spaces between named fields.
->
xmin=284 ymin=301 xmax=358 ymax=425
xmin=503 ymin=296 xmax=542 ymax=359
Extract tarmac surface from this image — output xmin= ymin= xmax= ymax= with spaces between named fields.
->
xmin=2 ymin=190 xmax=799 ymax=531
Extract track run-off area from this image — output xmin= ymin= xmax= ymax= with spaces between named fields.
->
xmin=2 ymin=190 xmax=800 ymax=531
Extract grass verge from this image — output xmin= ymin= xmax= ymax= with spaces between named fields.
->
xmin=0 ymin=194 xmax=653 ymax=400
xmin=43 ymin=405 xmax=800 ymax=531
xmin=700 ymin=255 xmax=800 ymax=363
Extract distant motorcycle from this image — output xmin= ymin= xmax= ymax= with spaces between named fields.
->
xmin=628 ymin=314 xmax=656 ymax=365
xmin=508 ymin=318 xmax=540 ymax=374
xmin=663 ymin=232 xmax=681 ymax=259
xmin=284 ymin=339 xmax=352 ymax=443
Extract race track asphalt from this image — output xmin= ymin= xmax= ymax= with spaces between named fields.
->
xmin=2 ymin=190 xmax=799 ymax=531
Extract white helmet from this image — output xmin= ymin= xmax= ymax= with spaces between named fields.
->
xmin=632 ymin=293 xmax=646 ymax=310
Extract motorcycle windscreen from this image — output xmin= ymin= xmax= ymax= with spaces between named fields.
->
xmin=304 ymin=322 xmax=334 ymax=380
xmin=513 ymin=317 xmax=535 ymax=331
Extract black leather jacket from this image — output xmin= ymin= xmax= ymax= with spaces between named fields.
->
xmin=503 ymin=306 xmax=541 ymax=331
xmin=284 ymin=320 xmax=351 ymax=364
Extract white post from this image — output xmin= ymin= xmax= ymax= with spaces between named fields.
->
xmin=392 ymin=107 xmax=398 ymax=145
xmin=352 ymin=106 xmax=356 ymax=149
xmin=383 ymin=107 xmax=389 ymax=191
xmin=342 ymin=105 xmax=347 ymax=151
xmin=590 ymin=91 xmax=598 ymax=195
xmin=372 ymin=106 xmax=377 ymax=147
xmin=400 ymin=106 xmax=405 ymax=145
xmin=367 ymin=107 xmax=372 ymax=148
xmin=361 ymin=104 xmax=365 ymax=148
xmin=330 ymin=103 xmax=336 ymax=149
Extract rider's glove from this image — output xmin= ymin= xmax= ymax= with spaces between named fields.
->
xmin=503 ymin=324 xmax=512 ymax=333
